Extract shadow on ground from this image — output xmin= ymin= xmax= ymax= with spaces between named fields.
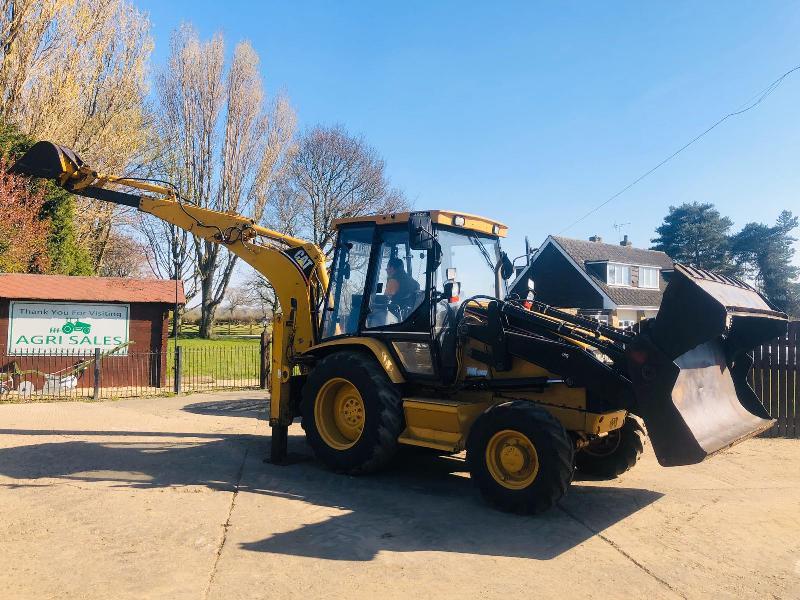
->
xmin=182 ymin=397 xmax=268 ymax=420
xmin=0 ymin=426 xmax=662 ymax=561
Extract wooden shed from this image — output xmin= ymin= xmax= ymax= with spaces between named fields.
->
xmin=0 ymin=274 xmax=185 ymax=392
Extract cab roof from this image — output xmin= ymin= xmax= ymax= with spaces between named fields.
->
xmin=331 ymin=210 xmax=508 ymax=238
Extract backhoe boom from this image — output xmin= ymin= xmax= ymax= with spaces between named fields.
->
xmin=10 ymin=141 xmax=328 ymax=458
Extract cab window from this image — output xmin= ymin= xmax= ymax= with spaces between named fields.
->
xmin=322 ymin=225 xmax=374 ymax=338
xmin=365 ymin=229 xmax=427 ymax=328
xmin=435 ymin=227 xmax=501 ymax=301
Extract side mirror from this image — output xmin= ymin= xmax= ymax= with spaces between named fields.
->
xmin=409 ymin=211 xmax=435 ymax=250
xmin=500 ymin=252 xmax=514 ymax=280
xmin=443 ymin=281 xmax=461 ymax=303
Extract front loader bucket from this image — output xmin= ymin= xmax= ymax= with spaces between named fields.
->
xmin=8 ymin=140 xmax=84 ymax=180
xmin=627 ymin=264 xmax=787 ymax=466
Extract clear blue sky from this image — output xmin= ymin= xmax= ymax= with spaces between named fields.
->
xmin=136 ymin=0 xmax=800 ymax=265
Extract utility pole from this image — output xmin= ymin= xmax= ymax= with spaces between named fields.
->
xmin=173 ymin=231 xmax=180 ymax=345
xmin=173 ymin=231 xmax=181 ymax=393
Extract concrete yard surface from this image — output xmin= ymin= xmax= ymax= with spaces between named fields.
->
xmin=0 ymin=391 xmax=798 ymax=599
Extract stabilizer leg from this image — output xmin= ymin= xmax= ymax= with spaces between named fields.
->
xmin=270 ymin=424 xmax=288 ymax=464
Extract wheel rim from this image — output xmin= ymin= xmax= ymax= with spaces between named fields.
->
xmin=583 ymin=429 xmax=622 ymax=457
xmin=485 ymin=429 xmax=539 ymax=490
xmin=314 ymin=377 xmax=365 ymax=450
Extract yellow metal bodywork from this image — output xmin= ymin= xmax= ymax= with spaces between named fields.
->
xmin=399 ymin=397 xmax=492 ymax=451
xmin=332 ymin=209 xmax=508 ymax=238
xmin=399 ymin=395 xmax=626 ymax=453
xmin=137 ymin=197 xmax=329 ymax=425
xmin=303 ymin=337 xmax=406 ymax=383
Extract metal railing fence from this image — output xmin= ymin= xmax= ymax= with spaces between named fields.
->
xmin=0 ymin=341 xmax=267 ymax=401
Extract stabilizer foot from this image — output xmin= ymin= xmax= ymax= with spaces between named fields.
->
xmin=270 ymin=424 xmax=288 ymax=465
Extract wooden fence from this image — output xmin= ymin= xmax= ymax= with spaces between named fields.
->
xmin=750 ymin=320 xmax=799 ymax=438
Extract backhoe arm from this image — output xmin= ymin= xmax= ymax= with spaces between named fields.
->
xmin=10 ymin=141 xmax=329 ymax=444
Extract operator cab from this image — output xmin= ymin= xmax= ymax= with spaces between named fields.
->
xmin=321 ymin=210 xmax=510 ymax=382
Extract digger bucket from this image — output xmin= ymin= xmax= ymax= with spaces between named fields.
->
xmin=627 ymin=264 xmax=788 ymax=466
xmin=8 ymin=140 xmax=85 ymax=181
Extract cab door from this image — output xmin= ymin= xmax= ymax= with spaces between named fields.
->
xmin=360 ymin=226 xmax=436 ymax=380
xmin=321 ymin=224 xmax=374 ymax=339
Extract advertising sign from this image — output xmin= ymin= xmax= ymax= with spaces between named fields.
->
xmin=7 ymin=301 xmax=130 ymax=356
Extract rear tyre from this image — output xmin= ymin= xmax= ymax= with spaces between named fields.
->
xmin=466 ymin=401 xmax=574 ymax=515
xmin=575 ymin=416 xmax=645 ymax=478
xmin=301 ymin=351 xmax=404 ymax=475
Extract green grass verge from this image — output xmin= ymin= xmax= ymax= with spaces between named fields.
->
xmin=167 ymin=336 xmax=263 ymax=380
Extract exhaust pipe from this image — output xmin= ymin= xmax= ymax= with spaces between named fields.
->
xmin=627 ymin=264 xmax=787 ymax=466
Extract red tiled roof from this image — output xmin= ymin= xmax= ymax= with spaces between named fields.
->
xmin=0 ymin=273 xmax=185 ymax=304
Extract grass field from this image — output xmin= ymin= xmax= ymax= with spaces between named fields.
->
xmin=165 ymin=324 xmax=266 ymax=381
xmin=167 ymin=340 xmax=263 ymax=382
xmin=167 ymin=336 xmax=261 ymax=351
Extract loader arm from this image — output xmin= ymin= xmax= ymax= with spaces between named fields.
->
xmin=10 ymin=141 xmax=329 ymax=436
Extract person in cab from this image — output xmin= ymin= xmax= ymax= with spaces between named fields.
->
xmin=385 ymin=257 xmax=420 ymax=316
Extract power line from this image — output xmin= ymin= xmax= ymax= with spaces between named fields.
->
xmin=558 ymin=64 xmax=800 ymax=235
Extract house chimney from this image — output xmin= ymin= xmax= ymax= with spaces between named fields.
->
xmin=620 ymin=235 xmax=632 ymax=247
xmin=589 ymin=235 xmax=603 ymax=243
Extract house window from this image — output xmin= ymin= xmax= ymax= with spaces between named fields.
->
xmin=607 ymin=263 xmax=630 ymax=286
xmin=639 ymin=266 xmax=659 ymax=289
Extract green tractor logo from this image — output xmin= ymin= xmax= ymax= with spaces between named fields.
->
xmin=61 ymin=319 xmax=91 ymax=335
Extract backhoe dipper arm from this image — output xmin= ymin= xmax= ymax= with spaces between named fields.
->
xmin=10 ymin=141 xmax=328 ymax=434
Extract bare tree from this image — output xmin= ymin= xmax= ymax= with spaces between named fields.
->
xmin=244 ymin=274 xmax=277 ymax=322
xmin=268 ymin=125 xmax=407 ymax=257
xmin=221 ymin=285 xmax=250 ymax=334
xmin=149 ymin=25 xmax=296 ymax=338
xmin=98 ymin=231 xmax=147 ymax=278
xmin=0 ymin=0 xmax=152 ymax=270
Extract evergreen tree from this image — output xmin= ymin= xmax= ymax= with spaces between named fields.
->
xmin=651 ymin=203 xmax=735 ymax=273
xmin=730 ymin=211 xmax=800 ymax=315
xmin=0 ymin=122 xmax=92 ymax=275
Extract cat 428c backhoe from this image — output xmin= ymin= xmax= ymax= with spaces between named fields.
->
xmin=11 ymin=141 xmax=789 ymax=514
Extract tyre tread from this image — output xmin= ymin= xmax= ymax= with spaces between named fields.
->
xmin=301 ymin=351 xmax=403 ymax=475
xmin=467 ymin=401 xmax=575 ymax=515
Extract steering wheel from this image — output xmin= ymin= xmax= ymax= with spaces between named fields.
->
xmin=387 ymin=301 xmax=403 ymax=320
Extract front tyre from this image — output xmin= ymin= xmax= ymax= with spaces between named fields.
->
xmin=575 ymin=415 xmax=646 ymax=479
xmin=467 ymin=401 xmax=575 ymax=514
xmin=301 ymin=351 xmax=404 ymax=475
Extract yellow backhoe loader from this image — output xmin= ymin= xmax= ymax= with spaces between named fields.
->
xmin=11 ymin=141 xmax=789 ymax=514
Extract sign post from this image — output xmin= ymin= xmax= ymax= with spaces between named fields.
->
xmin=93 ymin=348 xmax=101 ymax=400
xmin=7 ymin=301 xmax=130 ymax=356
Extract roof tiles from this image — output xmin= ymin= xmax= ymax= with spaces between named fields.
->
xmin=550 ymin=236 xmax=673 ymax=308
xmin=0 ymin=274 xmax=185 ymax=304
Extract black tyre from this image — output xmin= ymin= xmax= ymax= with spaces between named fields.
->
xmin=466 ymin=401 xmax=575 ymax=515
xmin=575 ymin=416 xmax=646 ymax=479
xmin=301 ymin=351 xmax=404 ymax=475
